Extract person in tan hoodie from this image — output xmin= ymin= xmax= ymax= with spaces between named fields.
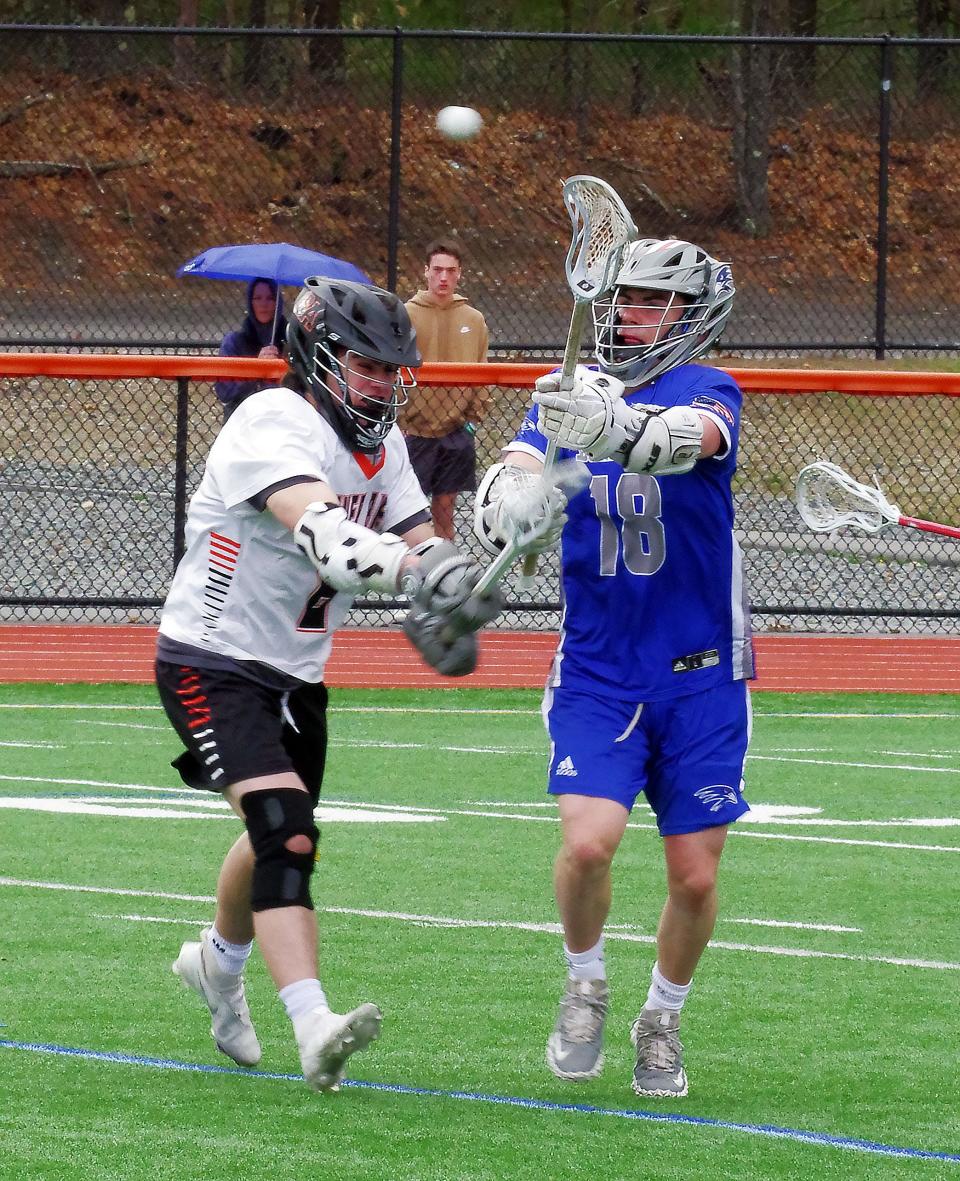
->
xmin=401 ymin=238 xmax=490 ymax=539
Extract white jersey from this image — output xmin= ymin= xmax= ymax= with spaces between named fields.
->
xmin=159 ymin=387 xmax=429 ymax=683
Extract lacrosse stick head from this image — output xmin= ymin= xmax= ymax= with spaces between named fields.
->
xmin=563 ymin=176 xmax=639 ymax=304
xmin=593 ymin=238 xmax=735 ymax=386
xmin=795 ymin=461 xmax=901 ymax=534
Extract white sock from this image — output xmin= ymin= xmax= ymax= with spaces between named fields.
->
xmin=645 ymin=962 xmax=691 ymax=1012
xmin=206 ymin=925 xmax=253 ymax=977
xmin=564 ymin=936 xmax=606 ymax=983
xmin=279 ymin=977 xmax=329 ymax=1024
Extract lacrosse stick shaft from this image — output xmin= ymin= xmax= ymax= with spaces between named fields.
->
xmin=899 ymin=514 xmax=960 ymax=539
xmin=518 ymin=300 xmax=590 ymax=587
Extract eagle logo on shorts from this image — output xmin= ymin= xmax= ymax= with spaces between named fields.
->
xmin=694 ymin=784 xmax=739 ymax=812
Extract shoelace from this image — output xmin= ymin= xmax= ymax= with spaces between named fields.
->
xmin=634 ymin=1021 xmax=682 ymax=1071
xmin=559 ymin=986 xmax=607 ymax=1042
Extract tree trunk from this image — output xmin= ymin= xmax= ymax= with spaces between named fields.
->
xmin=306 ymin=0 xmax=345 ymax=83
xmin=243 ymin=0 xmax=268 ymax=91
xmin=916 ymin=0 xmax=950 ymax=102
xmin=730 ymin=0 xmax=776 ymax=237
xmin=629 ymin=1 xmax=650 ymax=117
xmin=788 ymin=0 xmax=817 ymax=107
xmin=174 ymin=0 xmax=199 ymax=82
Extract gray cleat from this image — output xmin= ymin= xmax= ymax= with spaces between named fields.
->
xmin=546 ymin=977 xmax=609 ymax=1081
xmin=630 ymin=1007 xmax=688 ymax=1097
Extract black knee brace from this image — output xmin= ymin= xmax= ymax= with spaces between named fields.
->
xmin=241 ymin=788 xmax=319 ymax=913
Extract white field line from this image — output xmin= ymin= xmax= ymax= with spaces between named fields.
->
xmin=78 ymin=720 xmax=168 ymax=732
xmin=880 ymin=750 xmax=958 ymax=759
xmin=723 ymin=918 xmax=862 ymax=933
xmin=749 ymin=754 xmax=960 ymax=776
xmin=0 ymin=740 xmax=63 ymax=749
xmin=113 ymin=912 xmax=860 ymax=935
xmin=10 ymin=722 xmax=960 ymax=772
xmin=35 ymin=890 xmax=953 ymax=972
xmin=2 ymin=774 xmax=959 ymax=851
xmin=730 ymin=830 xmax=960 ymax=853
xmin=4 ymin=702 xmax=960 ymax=721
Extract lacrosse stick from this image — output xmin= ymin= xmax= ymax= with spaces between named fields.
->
xmin=796 ymin=461 xmax=960 ymax=539
xmin=509 ymin=176 xmax=638 ymax=592
xmin=471 ymin=459 xmax=590 ymax=595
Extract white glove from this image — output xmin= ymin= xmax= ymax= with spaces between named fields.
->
xmin=534 ymin=367 xmax=703 ymax=475
xmin=474 ymin=461 xmax=589 ymax=557
xmin=534 ymin=367 xmax=631 ymax=460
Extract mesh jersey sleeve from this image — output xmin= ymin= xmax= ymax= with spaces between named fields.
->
xmin=382 ymin=426 xmax=431 ymax=532
xmin=209 ymin=390 xmax=333 ymax=508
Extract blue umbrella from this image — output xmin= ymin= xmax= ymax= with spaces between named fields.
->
xmin=177 ymin=241 xmax=372 ymax=287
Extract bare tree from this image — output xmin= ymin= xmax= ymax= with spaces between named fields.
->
xmin=629 ymin=1 xmax=650 ymax=117
xmin=730 ymin=0 xmax=777 ymax=236
xmin=305 ymin=1 xmax=346 ymax=83
xmin=174 ymin=0 xmax=199 ymax=82
xmin=916 ymin=0 xmax=952 ymax=101
xmin=243 ymin=0 xmax=268 ymax=90
xmin=788 ymin=0 xmax=817 ymax=106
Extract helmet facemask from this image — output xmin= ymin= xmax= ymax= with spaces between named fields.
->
xmin=287 ymin=277 xmax=421 ymax=453
xmin=312 ymin=340 xmax=414 ymax=451
xmin=593 ymin=239 xmax=735 ymax=386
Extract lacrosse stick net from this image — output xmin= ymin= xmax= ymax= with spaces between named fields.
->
xmin=517 ymin=177 xmax=638 ymax=589
xmin=796 ymin=461 xmax=960 ymax=539
xmin=796 ymin=461 xmax=899 ymax=534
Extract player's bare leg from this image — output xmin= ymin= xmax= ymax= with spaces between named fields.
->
xmin=657 ymin=826 xmax=727 ymax=985
xmin=213 ymin=833 xmax=254 ymax=944
xmin=547 ymin=795 xmax=629 ymax=1080
xmin=631 ymin=825 xmax=728 ymax=1098
xmin=228 ymin=773 xmax=380 ymax=1090
xmin=553 ymin=795 xmax=629 ymax=950
xmin=172 ymin=828 xmax=261 ymax=1067
xmin=431 ymin=491 xmax=457 ymax=540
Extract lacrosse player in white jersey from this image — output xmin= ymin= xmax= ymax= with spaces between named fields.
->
xmin=155 ymin=276 xmax=501 ymax=1093
xmin=475 ymin=238 xmax=753 ymax=1098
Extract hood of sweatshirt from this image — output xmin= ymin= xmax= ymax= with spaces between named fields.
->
xmin=407 ymin=290 xmax=469 ymax=310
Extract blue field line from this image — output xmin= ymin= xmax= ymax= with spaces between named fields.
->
xmin=2 ymin=1038 xmax=957 ymax=1163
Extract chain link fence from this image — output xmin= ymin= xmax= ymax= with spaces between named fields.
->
xmin=2 ymin=25 xmax=960 ymax=356
xmin=2 ymin=363 xmax=958 ymax=634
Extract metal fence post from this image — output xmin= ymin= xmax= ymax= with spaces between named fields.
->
xmin=173 ymin=376 xmax=190 ymax=572
xmin=874 ymin=34 xmax=893 ymax=361
xmin=386 ymin=26 xmax=405 ymax=294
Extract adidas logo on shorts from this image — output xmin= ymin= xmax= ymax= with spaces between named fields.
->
xmin=555 ymin=755 xmax=577 ymax=777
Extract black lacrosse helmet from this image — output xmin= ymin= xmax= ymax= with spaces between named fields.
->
xmin=286 ymin=276 xmax=421 ymax=452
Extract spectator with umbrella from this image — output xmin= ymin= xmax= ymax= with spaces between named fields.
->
xmin=177 ymin=242 xmax=373 ymax=420
xmin=214 ymin=277 xmax=288 ymax=418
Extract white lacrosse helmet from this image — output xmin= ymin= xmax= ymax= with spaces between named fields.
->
xmin=592 ymin=238 xmax=735 ymax=386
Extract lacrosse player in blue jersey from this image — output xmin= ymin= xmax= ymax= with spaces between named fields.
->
xmin=474 ymin=238 xmax=753 ymax=1098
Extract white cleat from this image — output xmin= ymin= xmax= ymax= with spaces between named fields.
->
xmin=172 ymin=929 xmax=261 ymax=1068
xmin=294 ymin=1003 xmax=382 ymax=1093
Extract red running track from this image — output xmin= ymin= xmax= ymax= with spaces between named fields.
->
xmin=0 ymin=625 xmax=958 ymax=693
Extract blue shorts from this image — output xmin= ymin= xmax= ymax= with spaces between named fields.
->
xmin=543 ymin=680 xmax=751 ymax=836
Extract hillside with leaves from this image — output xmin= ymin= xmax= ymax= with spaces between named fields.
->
xmin=2 ymin=64 xmax=959 ymax=341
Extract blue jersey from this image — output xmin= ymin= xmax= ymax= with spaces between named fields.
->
xmin=510 ymin=363 xmax=754 ymax=701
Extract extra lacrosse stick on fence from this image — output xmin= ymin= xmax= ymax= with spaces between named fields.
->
xmin=796 ymin=461 xmax=960 ymax=539
xmin=515 ymin=176 xmax=639 ymax=591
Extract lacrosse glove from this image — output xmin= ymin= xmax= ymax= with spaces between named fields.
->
xmin=474 ymin=462 xmax=583 ymax=557
xmin=534 ymin=367 xmax=703 ymax=476
xmin=401 ymin=539 xmax=502 ymax=677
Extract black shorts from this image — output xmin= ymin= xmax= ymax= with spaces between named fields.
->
xmin=155 ymin=660 xmax=328 ymax=804
xmin=405 ymin=427 xmax=477 ymax=495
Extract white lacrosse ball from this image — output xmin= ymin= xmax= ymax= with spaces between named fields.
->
xmin=436 ymin=105 xmax=483 ymax=140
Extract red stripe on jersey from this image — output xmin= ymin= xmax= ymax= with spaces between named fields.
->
xmin=353 ymin=449 xmax=386 ymax=479
xmin=210 ymin=532 xmax=241 ymax=553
